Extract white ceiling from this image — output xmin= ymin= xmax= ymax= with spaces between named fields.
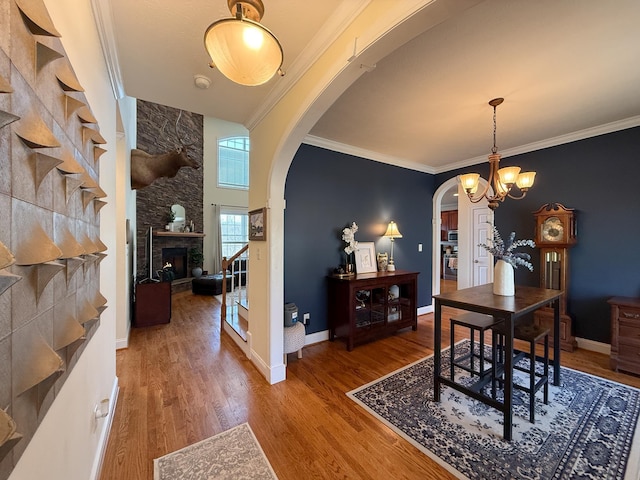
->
xmin=105 ymin=0 xmax=640 ymax=174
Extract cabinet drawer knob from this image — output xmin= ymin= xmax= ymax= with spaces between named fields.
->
xmin=623 ymin=312 xmax=640 ymax=319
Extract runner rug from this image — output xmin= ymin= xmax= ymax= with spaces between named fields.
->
xmin=347 ymin=340 xmax=640 ymax=480
xmin=154 ymin=423 xmax=278 ymax=480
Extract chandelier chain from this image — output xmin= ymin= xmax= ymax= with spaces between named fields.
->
xmin=492 ymin=104 xmax=498 ymax=154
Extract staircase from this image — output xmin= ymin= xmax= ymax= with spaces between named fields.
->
xmin=221 ymin=244 xmax=249 ymax=340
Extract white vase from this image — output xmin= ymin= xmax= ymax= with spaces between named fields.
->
xmin=493 ymin=259 xmax=515 ymax=296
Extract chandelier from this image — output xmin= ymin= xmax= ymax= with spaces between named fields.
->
xmin=204 ymin=0 xmax=284 ymax=86
xmin=459 ymin=98 xmax=536 ymax=210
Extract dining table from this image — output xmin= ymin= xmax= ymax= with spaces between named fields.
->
xmin=432 ymin=283 xmax=563 ymax=441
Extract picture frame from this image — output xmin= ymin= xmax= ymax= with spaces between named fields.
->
xmin=249 ymin=207 xmax=267 ymax=241
xmin=355 ymin=242 xmax=377 ymax=273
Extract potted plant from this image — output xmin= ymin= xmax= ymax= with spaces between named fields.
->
xmin=166 ymin=207 xmax=176 ymax=231
xmin=189 ymin=247 xmax=204 ymax=278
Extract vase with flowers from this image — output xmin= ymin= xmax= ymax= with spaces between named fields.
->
xmin=478 ymin=223 xmax=535 ymax=296
xmin=342 ymin=222 xmax=358 ymax=274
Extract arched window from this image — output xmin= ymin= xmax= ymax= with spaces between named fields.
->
xmin=218 ymin=136 xmax=249 ymax=189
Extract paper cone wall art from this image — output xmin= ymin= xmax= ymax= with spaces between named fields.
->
xmin=81 ymin=190 xmax=97 ymax=209
xmin=0 ymin=409 xmax=21 ymax=458
xmin=94 ymin=146 xmax=107 ymax=163
xmin=55 ymin=63 xmax=84 ymax=92
xmin=13 ymin=322 xmax=64 ymax=396
xmin=15 ymin=0 xmax=61 ymax=37
xmin=76 ymin=106 xmax=97 ymax=124
xmin=35 ymin=41 xmax=63 ymax=73
xmin=34 ymin=261 xmax=65 ymax=301
xmin=64 ymin=176 xmax=85 ymax=203
xmin=63 ymin=94 xmax=86 ymax=119
xmin=64 ymin=257 xmax=84 ymax=283
xmin=0 ymin=270 xmax=22 ymax=296
xmin=56 ymin=226 xmax=85 ymax=259
xmin=0 ymin=241 xmax=15 ymax=269
xmin=0 ymin=111 xmax=20 ymax=130
xmin=82 ymin=126 xmax=106 ymax=145
xmin=33 ymin=152 xmax=63 ymax=190
xmin=14 ymin=223 xmax=63 ymax=266
xmin=55 ymin=150 xmax=84 ymax=174
xmin=78 ymin=299 xmax=99 ymax=325
xmin=14 ymin=112 xmax=61 ymax=149
xmin=93 ymin=200 xmax=107 ymax=215
xmin=0 ymin=73 xmax=13 ymax=93
xmin=53 ymin=311 xmax=84 ymax=351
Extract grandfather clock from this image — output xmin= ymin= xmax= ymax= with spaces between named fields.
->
xmin=533 ymin=203 xmax=577 ymax=351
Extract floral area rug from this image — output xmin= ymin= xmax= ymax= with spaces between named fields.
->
xmin=154 ymin=423 xmax=278 ymax=480
xmin=347 ymin=340 xmax=640 ymax=480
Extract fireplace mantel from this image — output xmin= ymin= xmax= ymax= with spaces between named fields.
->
xmin=154 ymin=231 xmax=205 ymax=238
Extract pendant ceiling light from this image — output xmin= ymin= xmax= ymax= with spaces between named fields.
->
xmin=459 ymin=98 xmax=536 ymax=210
xmin=204 ymin=0 xmax=284 ymax=86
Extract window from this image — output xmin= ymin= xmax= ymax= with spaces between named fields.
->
xmin=220 ymin=209 xmax=248 ymax=260
xmin=218 ymin=136 xmax=249 ymax=189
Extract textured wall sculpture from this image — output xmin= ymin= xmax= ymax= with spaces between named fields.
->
xmin=0 ymin=1 xmax=107 ymax=478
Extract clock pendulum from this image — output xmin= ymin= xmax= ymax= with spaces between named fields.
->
xmin=533 ymin=203 xmax=577 ymax=351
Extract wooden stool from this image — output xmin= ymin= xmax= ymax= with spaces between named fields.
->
xmin=450 ymin=312 xmax=502 ymax=380
xmin=494 ymin=322 xmax=550 ymax=423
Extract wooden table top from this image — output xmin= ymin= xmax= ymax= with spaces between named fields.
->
xmin=433 ymin=283 xmax=563 ymax=316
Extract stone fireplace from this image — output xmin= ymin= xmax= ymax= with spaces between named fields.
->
xmin=162 ymin=247 xmax=187 ymax=279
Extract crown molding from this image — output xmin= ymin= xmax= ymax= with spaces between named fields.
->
xmin=91 ymin=0 xmax=125 ymax=100
xmin=434 ymin=115 xmax=640 ymax=174
xmin=303 ymin=134 xmax=436 ymax=174
xmin=306 ymin=115 xmax=640 ymax=176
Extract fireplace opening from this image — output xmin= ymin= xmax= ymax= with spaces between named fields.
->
xmin=162 ymin=247 xmax=188 ymax=280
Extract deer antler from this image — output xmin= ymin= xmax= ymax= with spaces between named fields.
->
xmin=174 ymin=110 xmax=194 ymax=148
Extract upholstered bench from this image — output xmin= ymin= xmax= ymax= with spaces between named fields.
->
xmin=191 ymin=274 xmax=232 ymax=296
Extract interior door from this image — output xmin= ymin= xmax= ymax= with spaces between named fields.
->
xmin=472 ymin=207 xmax=492 ymax=286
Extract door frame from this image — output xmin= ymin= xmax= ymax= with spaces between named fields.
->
xmin=432 ymin=177 xmax=490 ymax=295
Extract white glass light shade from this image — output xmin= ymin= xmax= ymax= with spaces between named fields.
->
xmin=384 ymin=221 xmax=403 ymax=239
xmin=497 ymin=166 xmax=521 ymax=186
xmin=204 ymin=18 xmax=283 ymax=86
xmin=516 ymin=171 xmax=536 ymax=190
xmin=459 ymin=173 xmax=480 ymax=193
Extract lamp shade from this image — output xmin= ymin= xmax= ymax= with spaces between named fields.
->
xmin=384 ymin=221 xmax=403 ymax=239
xmin=204 ymin=17 xmax=283 ymax=86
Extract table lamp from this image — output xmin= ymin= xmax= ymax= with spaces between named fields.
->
xmin=383 ymin=221 xmax=402 ymax=271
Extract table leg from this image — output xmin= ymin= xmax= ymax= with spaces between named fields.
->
xmin=503 ymin=315 xmax=514 ymax=441
xmin=553 ymin=298 xmax=561 ymax=386
xmin=434 ymin=300 xmax=442 ymax=402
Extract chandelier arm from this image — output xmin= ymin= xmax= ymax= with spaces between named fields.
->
xmin=507 ymin=189 xmax=528 ymax=200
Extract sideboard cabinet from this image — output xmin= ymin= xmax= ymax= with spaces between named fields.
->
xmin=327 ymin=270 xmax=418 ymax=351
xmin=608 ymin=296 xmax=640 ymax=376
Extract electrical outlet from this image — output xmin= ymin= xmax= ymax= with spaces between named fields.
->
xmin=303 ymin=313 xmax=310 ymax=325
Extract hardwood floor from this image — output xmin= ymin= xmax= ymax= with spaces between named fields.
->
xmin=100 ymin=291 xmax=640 ymax=480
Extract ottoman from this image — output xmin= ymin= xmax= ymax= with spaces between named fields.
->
xmin=283 ymin=321 xmax=306 ymax=364
xmin=191 ymin=274 xmax=232 ymax=295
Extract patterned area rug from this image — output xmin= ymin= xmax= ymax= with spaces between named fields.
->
xmin=154 ymin=423 xmax=278 ymax=480
xmin=348 ymin=340 xmax=640 ymax=480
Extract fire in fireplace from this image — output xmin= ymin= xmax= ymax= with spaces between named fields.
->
xmin=161 ymin=247 xmax=187 ymax=279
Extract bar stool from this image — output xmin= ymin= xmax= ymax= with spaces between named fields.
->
xmin=494 ymin=321 xmax=550 ymax=423
xmin=450 ymin=312 xmax=503 ymax=381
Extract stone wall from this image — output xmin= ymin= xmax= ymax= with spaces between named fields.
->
xmin=135 ymin=101 xmax=204 ymax=281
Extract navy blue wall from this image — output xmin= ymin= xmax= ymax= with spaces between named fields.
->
xmin=436 ymin=126 xmax=640 ymax=343
xmin=284 ymin=144 xmax=435 ymax=335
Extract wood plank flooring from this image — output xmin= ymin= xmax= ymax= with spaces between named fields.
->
xmin=99 ymin=291 xmax=640 ymax=480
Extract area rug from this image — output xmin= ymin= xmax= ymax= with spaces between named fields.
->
xmin=347 ymin=340 xmax=640 ymax=480
xmin=154 ymin=423 xmax=278 ymax=480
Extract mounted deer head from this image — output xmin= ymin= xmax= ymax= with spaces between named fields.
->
xmin=130 ymin=111 xmax=199 ymax=190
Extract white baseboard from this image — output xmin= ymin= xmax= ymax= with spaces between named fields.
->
xmin=418 ymin=305 xmax=434 ymax=316
xmin=91 ymin=376 xmax=119 ymax=480
xmin=115 ymin=337 xmax=128 ymax=349
xmin=304 ymin=329 xmax=329 ymax=345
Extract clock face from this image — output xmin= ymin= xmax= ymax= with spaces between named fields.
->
xmin=542 ymin=216 xmax=564 ymax=242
